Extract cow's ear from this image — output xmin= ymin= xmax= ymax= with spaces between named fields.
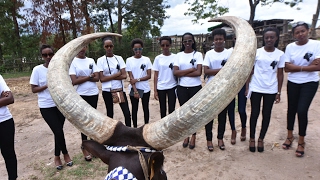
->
xmin=148 ymin=152 xmax=167 ymax=180
xmin=82 ymin=140 xmax=110 ymax=164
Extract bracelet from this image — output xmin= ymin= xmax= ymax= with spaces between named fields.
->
xmin=300 ymin=66 xmax=303 ymax=72
xmin=277 ymin=92 xmax=281 ymax=95
xmin=134 ymin=91 xmax=139 ymax=94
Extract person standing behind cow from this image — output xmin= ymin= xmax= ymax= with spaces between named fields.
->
xmin=30 ymin=44 xmax=73 ymax=170
xmin=174 ymin=32 xmax=203 ymax=149
xmin=203 ymin=28 xmax=234 ymax=151
xmin=153 ymin=36 xmax=177 ymax=118
xmin=281 ymin=22 xmax=320 ymax=157
xmin=0 ymin=75 xmax=17 ymax=180
xmin=247 ymin=27 xmax=284 ymax=153
xmin=97 ymin=37 xmax=131 ymax=127
xmin=126 ymin=38 xmax=152 ymax=128
xmin=69 ymin=46 xmax=99 ymax=161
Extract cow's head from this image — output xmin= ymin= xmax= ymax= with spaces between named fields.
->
xmin=47 ymin=16 xmax=256 ymax=179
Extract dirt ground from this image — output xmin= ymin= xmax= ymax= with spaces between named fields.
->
xmin=1 ymin=74 xmax=320 ymax=180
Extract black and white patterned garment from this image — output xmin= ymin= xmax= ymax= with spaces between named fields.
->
xmin=105 ymin=145 xmax=157 ymax=153
xmin=105 ymin=166 xmax=137 ymax=180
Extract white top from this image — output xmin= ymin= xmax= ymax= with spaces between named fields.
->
xmin=152 ymin=53 xmax=177 ymax=90
xmin=97 ymin=55 xmax=126 ymax=92
xmin=69 ymin=57 xmax=99 ymax=95
xmin=126 ymin=56 xmax=152 ymax=93
xmin=283 ymin=39 xmax=320 ymax=84
xmin=173 ymin=51 xmax=203 ymax=87
xmin=0 ymin=75 xmax=13 ymax=123
xmin=203 ymin=48 xmax=231 ymax=83
xmin=30 ymin=65 xmax=56 ymax=108
xmin=249 ymin=47 xmax=285 ymax=94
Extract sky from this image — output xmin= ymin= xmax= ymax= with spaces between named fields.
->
xmin=160 ymin=0 xmax=318 ymax=36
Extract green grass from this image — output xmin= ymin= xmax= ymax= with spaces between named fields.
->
xmin=1 ymin=71 xmax=32 ymax=79
xmin=28 ymin=153 xmax=108 ymax=180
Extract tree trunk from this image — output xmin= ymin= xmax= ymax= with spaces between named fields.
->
xmin=248 ymin=0 xmax=260 ymax=26
xmin=81 ymin=0 xmax=91 ymax=34
xmin=117 ymin=0 xmax=122 ymax=35
xmin=11 ymin=0 xmax=21 ymax=57
xmin=107 ymin=0 xmax=115 ymax=33
xmin=66 ymin=0 xmax=77 ymax=39
xmin=310 ymin=0 xmax=320 ymax=39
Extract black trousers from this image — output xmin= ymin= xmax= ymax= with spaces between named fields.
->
xmin=102 ymin=91 xmax=132 ymax=127
xmin=177 ymin=85 xmax=202 ymax=136
xmin=130 ymin=91 xmax=150 ymax=127
xmin=157 ymin=86 xmax=176 ymax=118
xmin=0 ymin=118 xmax=17 ymax=180
xmin=40 ymin=107 xmax=68 ymax=156
xmin=249 ymin=92 xmax=276 ymax=139
xmin=205 ymin=99 xmax=235 ymax=140
xmin=287 ymin=81 xmax=318 ymax=136
xmin=80 ymin=95 xmax=98 ymax=140
xmin=238 ymin=85 xmax=247 ymax=128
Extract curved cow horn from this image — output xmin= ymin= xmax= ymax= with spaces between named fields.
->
xmin=47 ymin=16 xmax=256 ymax=149
xmin=142 ymin=16 xmax=256 ymax=149
xmin=47 ymin=32 xmax=122 ymax=142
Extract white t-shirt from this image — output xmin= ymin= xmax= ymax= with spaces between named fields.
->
xmin=97 ymin=55 xmax=126 ymax=92
xmin=249 ymin=47 xmax=285 ymax=94
xmin=283 ymin=39 xmax=320 ymax=84
xmin=0 ymin=75 xmax=13 ymax=123
xmin=126 ymin=56 xmax=152 ymax=93
xmin=203 ymin=48 xmax=231 ymax=83
xmin=30 ymin=65 xmax=56 ymax=108
xmin=152 ymin=53 xmax=177 ymax=90
xmin=173 ymin=51 xmax=203 ymax=87
xmin=69 ymin=57 xmax=99 ymax=95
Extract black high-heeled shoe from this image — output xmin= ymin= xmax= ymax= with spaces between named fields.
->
xmin=249 ymin=139 xmax=256 ymax=152
xmin=218 ymin=139 xmax=225 ymax=150
xmin=182 ymin=137 xmax=189 ymax=148
xmin=282 ymin=137 xmax=294 ymax=150
xmin=189 ymin=135 xmax=196 ymax=149
xmin=295 ymin=142 xmax=305 ymax=157
xmin=258 ymin=139 xmax=264 ymax=152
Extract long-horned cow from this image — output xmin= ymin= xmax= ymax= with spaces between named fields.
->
xmin=47 ymin=16 xmax=256 ymax=179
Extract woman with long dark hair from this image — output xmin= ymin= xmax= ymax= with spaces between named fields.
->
xmin=247 ymin=27 xmax=284 ymax=153
xmin=30 ymin=44 xmax=73 ymax=170
xmin=174 ymin=32 xmax=203 ymax=149
xmin=153 ymin=36 xmax=177 ymax=118
xmin=282 ymin=22 xmax=320 ymax=157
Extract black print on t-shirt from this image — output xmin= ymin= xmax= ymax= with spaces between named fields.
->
xmin=169 ymin=63 xmax=173 ymax=69
xmin=190 ymin=59 xmax=196 ymax=66
xmin=303 ymin=52 xmax=313 ymax=62
xmin=270 ymin=61 xmax=277 ymax=69
xmin=140 ymin=64 xmax=146 ymax=70
xmin=116 ymin=64 xmax=120 ymax=70
xmin=221 ymin=59 xmax=227 ymax=66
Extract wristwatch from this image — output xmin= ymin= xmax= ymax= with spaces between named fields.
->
xmin=137 ymin=78 xmax=140 ymax=82
xmin=134 ymin=91 xmax=139 ymax=94
xmin=89 ymin=74 xmax=93 ymax=79
xmin=277 ymin=92 xmax=281 ymax=95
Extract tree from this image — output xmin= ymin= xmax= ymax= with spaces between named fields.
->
xmin=310 ymin=0 xmax=320 ymax=39
xmin=184 ymin=0 xmax=229 ymax=24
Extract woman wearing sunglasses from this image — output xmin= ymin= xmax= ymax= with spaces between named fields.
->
xmin=282 ymin=22 xmax=320 ymax=157
xmin=69 ymin=46 xmax=99 ymax=161
xmin=30 ymin=44 xmax=73 ymax=170
xmin=126 ymin=38 xmax=152 ymax=128
xmin=247 ymin=27 xmax=284 ymax=153
xmin=173 ymin=32 xmax=203 ymax=149
xmin=152 ymin=36 xmax=177 ymax=118
xmin=97 ymin=37 xmax=131 ymax=127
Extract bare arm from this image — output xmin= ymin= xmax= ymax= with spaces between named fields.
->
xmin=275 ymin=67 xmax=284 ymax=104
xmin=203 ymin=66 xmax=220 ymax=76
xmin=31 ymin=84 xmax=47 ymax=93
xmin=173 ymin=66 xmax=196 ymax=77
xmin=0 ymin=91 xmax=14 ymax=107
xmin=154 ymin=71 xmax=159 ymax=100
xmin=284 ymin=58 xmax=320 ymax=72
xmin=113 ymin=68 xmax=127 ymax=80
xmin=70 ymin=71 xmax=99 ymax=85
xmin=99 ymin=71 xmax=121 ymax=83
